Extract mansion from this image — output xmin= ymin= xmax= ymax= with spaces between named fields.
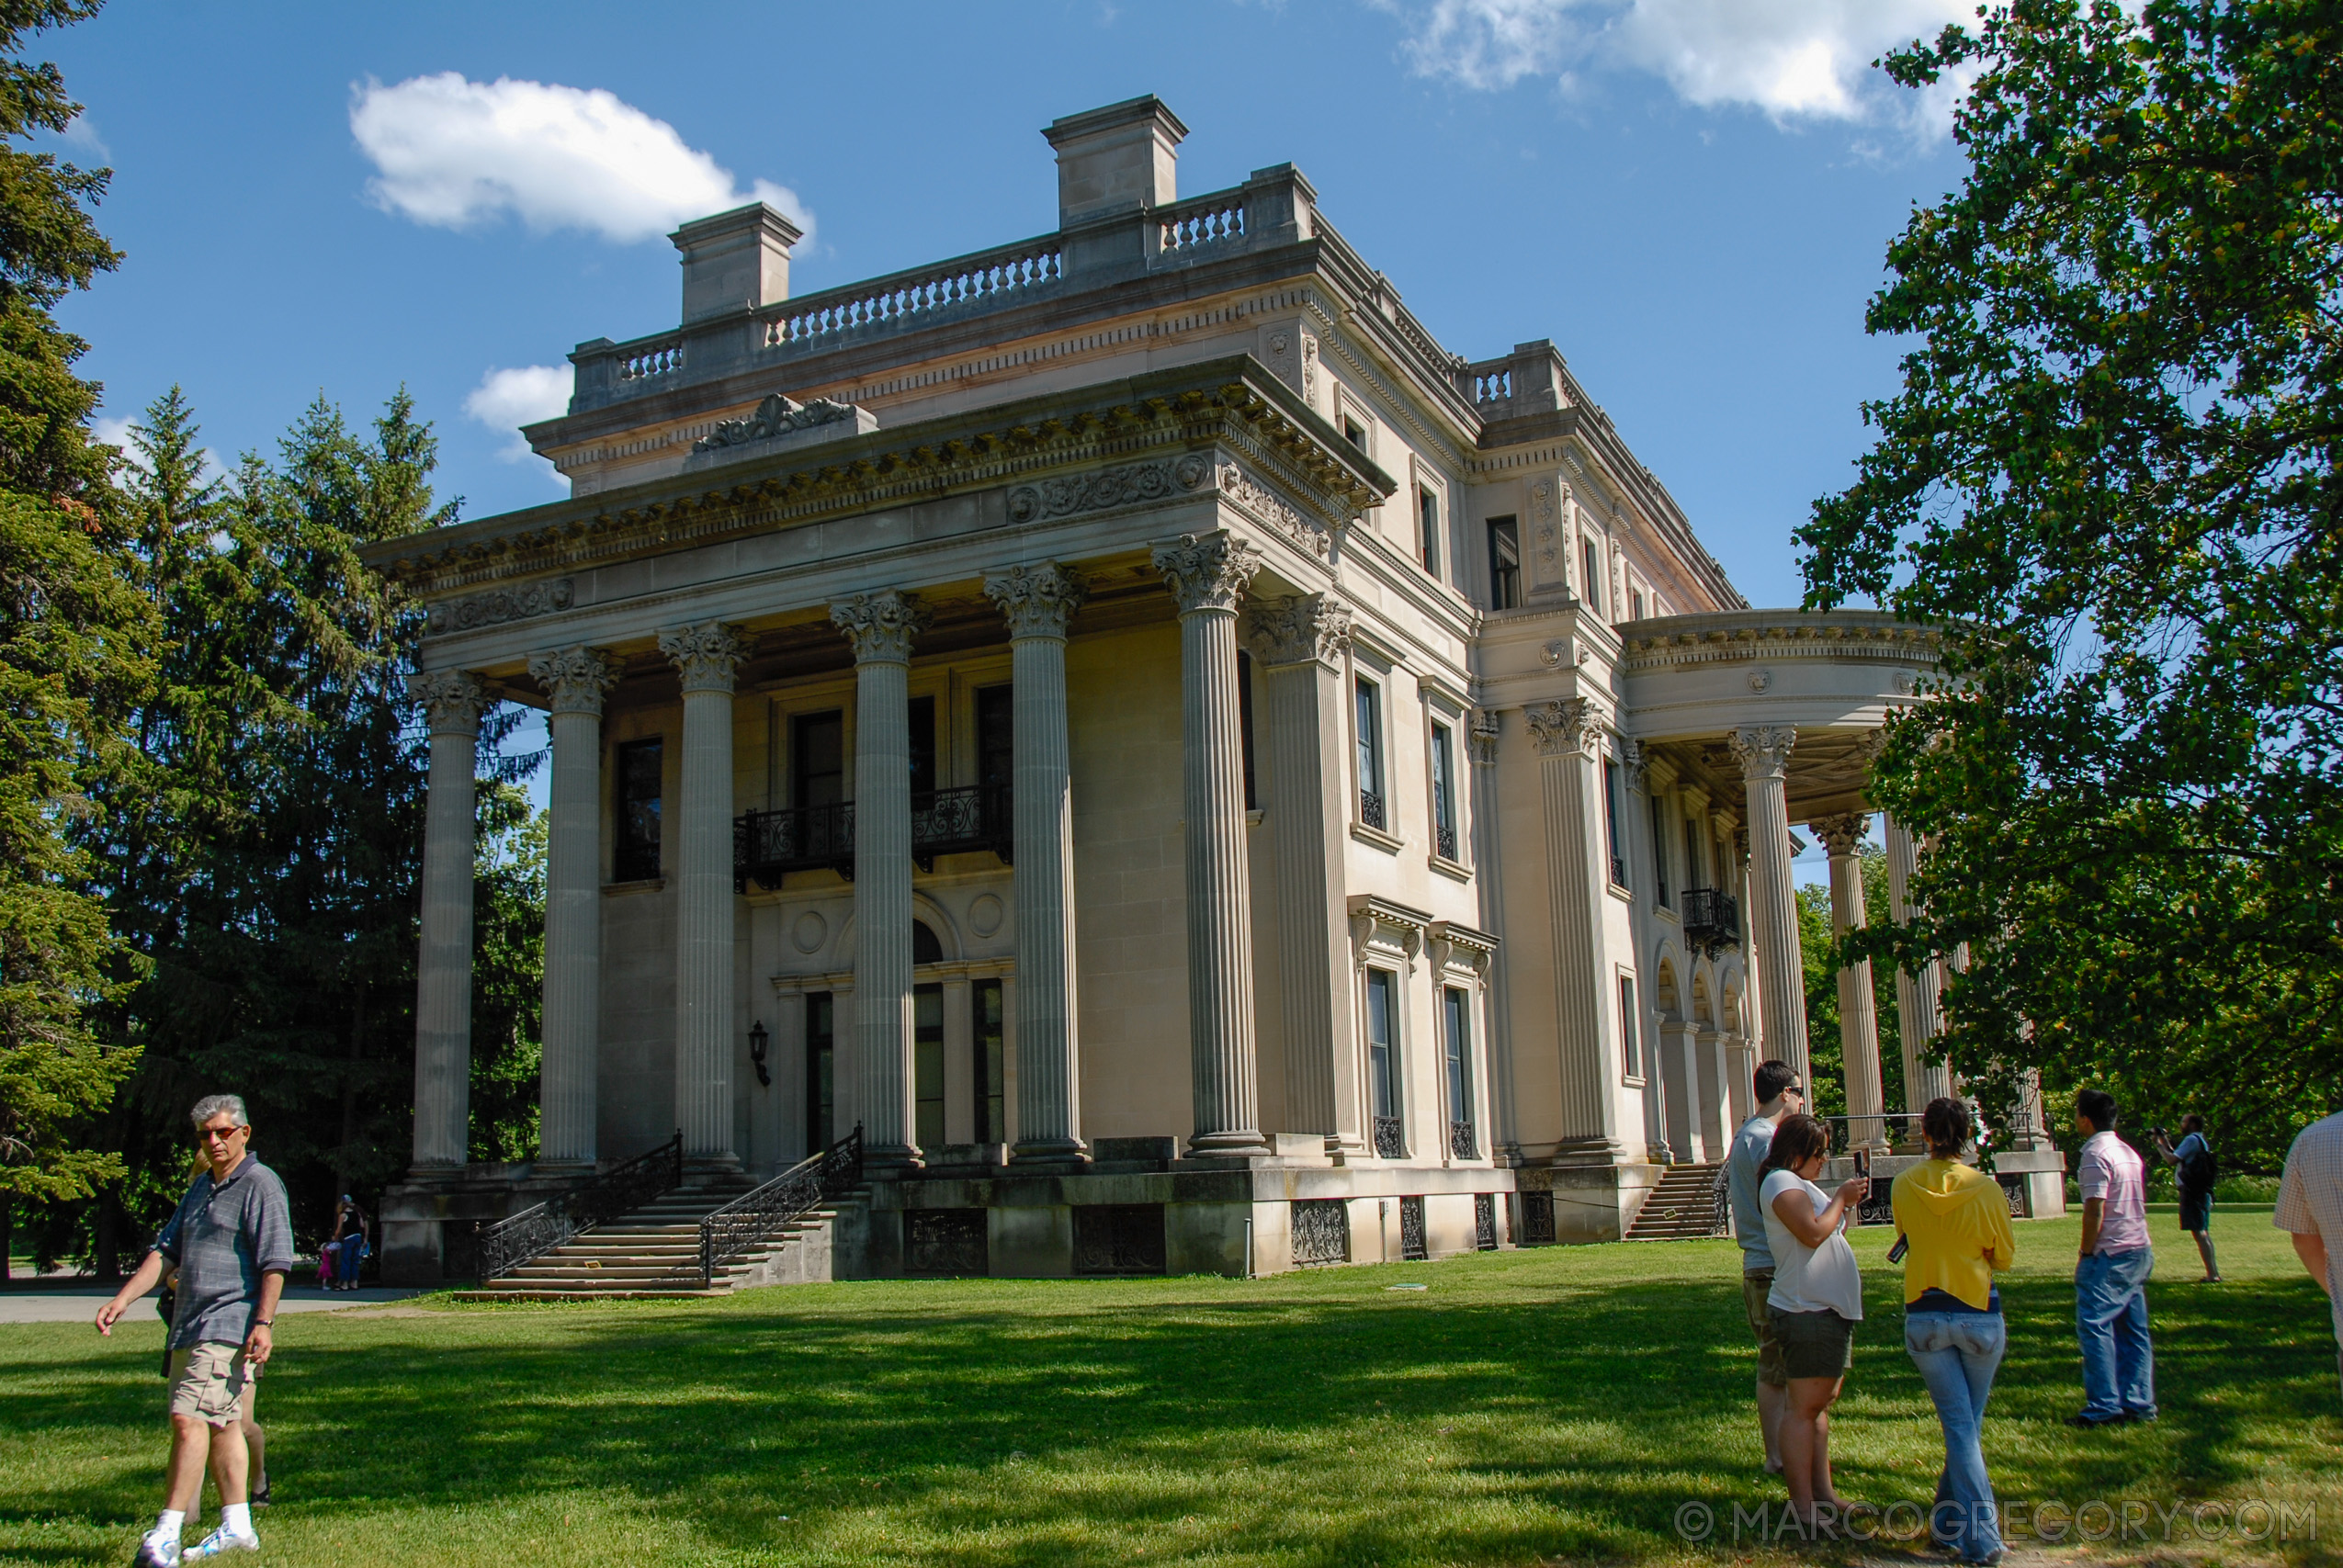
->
xmin=365 ymin=96 xmax=2055 ymax=1285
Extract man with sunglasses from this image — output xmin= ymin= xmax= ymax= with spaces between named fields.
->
xmin=96 ymin=1094 xmax=292 ymax=1564
xmin=1727 ymin=1060 xmax=1807 ymax=1475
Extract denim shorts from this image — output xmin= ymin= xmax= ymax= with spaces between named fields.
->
xmin=1769 ymin=1307 xmax=1855 ymax=1381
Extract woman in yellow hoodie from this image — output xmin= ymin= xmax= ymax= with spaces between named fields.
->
xmin=1892 ymin=1098 xmax=2018 ymax=1566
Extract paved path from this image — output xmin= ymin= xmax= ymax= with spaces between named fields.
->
xmin=0 ymin=1284 xmax=424 ymax=1325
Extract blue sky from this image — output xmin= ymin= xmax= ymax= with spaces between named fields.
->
xmin=40 ymin=0 xmax=1975 ymax=874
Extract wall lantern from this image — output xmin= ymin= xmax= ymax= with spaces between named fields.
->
xmin=748 ymin=1019 xmax=771 ymax=1088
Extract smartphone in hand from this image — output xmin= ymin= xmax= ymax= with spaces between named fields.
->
xmin=1887 ymin=1235 xmax=1909 ymax=1264
xmin=1853 ymin=1148 xmax=1871 ymax=1178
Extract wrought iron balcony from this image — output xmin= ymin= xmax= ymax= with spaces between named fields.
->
xmin=1610 ymin=855 xmax=1629 ymax=888
xmin=1435 ymin=821 xmax=1457 ymax=861
xmin=735 ymin=802 xmax=856 ymax=890
xmin=1681 ymin=886 xmax=1741 ymax=957
xmin=1360 ymin=789 xmax=1386 ymax=830
xmin=1448 ymin=1120 xmax=1478 ymax=1160
xmin=911 ymin=784 xmax=1013 ymax=873
xmin=1372 ymin=1114 xmax=1407 ymax=1159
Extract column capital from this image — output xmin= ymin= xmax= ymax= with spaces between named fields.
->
xmin=830 ymin=590 xmax=929 ymax=663
xmin=1809 ymin=811 xmax=1870 ymax=858
xmin=983 ymin=563 xmax=1087 ymax=640
xmin=1730 ymin=724 xmax=1797 ymax=781
xmin=1467 ymin=707 xmax=1500 ymax=766
xmin=413 ymin=670 xmax=491 ymax=737
xmin=1151 ymin=529 xmax=1262 ymax=615
xmin=528 ymin=645 xmax=617 ymax=716
xmin=1524 ymin=697 xmax=1603 ymax=757
xmin=659 ymin=621 xmax=746 ymax=694
xmin=1244 ymin=592 xmax=1353 ymax=668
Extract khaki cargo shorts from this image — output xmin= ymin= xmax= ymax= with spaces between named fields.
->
xmin=1743 ymin=1269 xmax=1788 ymax=1388
xmin=166 ymin=1341 xmax=255 ymax=1427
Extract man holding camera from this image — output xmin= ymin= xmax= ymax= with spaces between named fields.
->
xmin=1727 ymin=1059 xmax=1806 ymax=1472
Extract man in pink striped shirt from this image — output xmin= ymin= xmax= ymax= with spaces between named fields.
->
xmin=2070 ymin=1089 xmax=2156 ymax=1427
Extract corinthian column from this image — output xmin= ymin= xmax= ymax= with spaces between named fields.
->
xmin=1620 ymin=740 xmax=1670 ymax=1163
xmin=1731 ymin=725 xmax=1808 ymax=1080
xmin=659 ymin=621 xmax=744 ymax=1172
xmin=1151 ymin=531 xmax=1270 ymax=1156
xmin=1812 ymin=812 xmax=1886 ymax=1152
xmin=1524 ymin=698 xmax=1619 ymax=1162
xmin=1884 ymin=814 xmax=1953 ymax=1111
xmin=1245 ymin=592 xmax=1360 ymax=1151
xmin=832 ymin=590 xmax=929 ymax=1170
xmin=983 ymin=563 xmax=1088 ymax=1162
xmin=528 ymin=646 xmax=616 ymax=1169
xmin=411 ymin=670 xmax=490 ymax=1170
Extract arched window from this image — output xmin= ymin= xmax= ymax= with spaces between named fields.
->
xmin=912 ymin=920 xmax=943 ymax=965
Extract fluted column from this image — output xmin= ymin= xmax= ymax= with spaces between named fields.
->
xmin=1467 ymin=711 xmax=1517 ymax=1157
xmin=528 ymin=646 xmax=616 ymax=1169
xmin=1245 ymin=592 xmax=1361 ymax=1151
xmin=983 ymin=563 xmax=1088 ymax=1161
xmin=411 ymin=671 xmax=490 ymax=1170
xmin=832 ymin=591 xmax=929 ymax=1170
xmin=1152 ymin=531 xmax=1270 ymax=1156
xmin=1620 ymin=739 xmax=1670 ymax=1163
xmin=1525 ymin=699 xmax=1620 ymax=1162
xmin=1731 ymin=725 xmax=1808 ymax=1079
xmin=1884 ymin=814 xmax=1953 ymax=1110
xmin=1813 ymin=812 xmax=1887 ymax=1152
xmin=660 ymin=621 xmax=744 ymax=1171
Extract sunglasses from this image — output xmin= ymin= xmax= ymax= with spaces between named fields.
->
xmin=196 ymin=1125 xmax=245 ymax=1143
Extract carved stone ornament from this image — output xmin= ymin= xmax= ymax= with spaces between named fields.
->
xmin=1523 ymin=697 xmax=1603 ymax=758
xmin=1731 ymin=724 xmax=1797 ymax=781
xmin=425 ymin=578 xmax=572 ymax=634
xmin=1749 ymin=667 xmax=1773 ymax=694
xmin=1810 ymin=812 xmax=1870 ymax=858
xmin=1218 ymin=462 xmax=1326 ymax=556
xmin=1467 ymin=708 xmax=1500 ymax=766
xmin=658 ymin=621 xmax=746 ymax=694
xmin=692 ymin=394 xmax=857 ymax=452
xmin=1619 ymin=737 xmax=1647 ymax=794
xmin=527 ymin=645 xmax=617 ymax=716
xmin=1006 ymin=457 xmax=1210 ymax=525
xmin=983 ymin=562 xmax=1087 ymax=640
xmin=1245 ymin=592 xmax=1353 ymax=668
xmin=829 ymin=590 xmax=930 ymax=663
xmin=412 ymin=669 xmax=492 ymax=735
xmin=1151 ymin=530 xmax=1263 ymax=615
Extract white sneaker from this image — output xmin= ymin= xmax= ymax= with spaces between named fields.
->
xmin=131 ymin=1531 xmax=182 ymax=1568
xmin=180 ymin=1526 xmax=259 ymax=1558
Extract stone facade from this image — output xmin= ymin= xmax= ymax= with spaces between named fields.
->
xmin=362 ymin=96 xmax=2060 ymax=1284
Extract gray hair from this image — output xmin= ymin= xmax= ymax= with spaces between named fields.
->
xmin=188 ymin=1094 xmax=249 ymax=1131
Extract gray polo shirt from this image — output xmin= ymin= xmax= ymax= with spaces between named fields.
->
xmin=153 ymin=1156 xmax=295 ymax=1350
xmin=1729 ymin=1114 xmax=1780 ymax=1273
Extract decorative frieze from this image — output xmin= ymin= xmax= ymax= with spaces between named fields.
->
xmin=1217 ymin=461 xmax=1325 ymax=557
xmin=425 ymin=578 xmax=573 ymax=634
xmin=1730 ymin=724 xmax=1797 ymax=782
xmin=983 ymin=563 xmax=1087 ymax=640
xmin=658 ymin=621 xmax=746 ymax=694
xmin=1524 ymin=698 xmax=1602 ymax=758
xmin=412 ymin=670 xmax=492 ymax=735
xmin=1152 ymin=530 xmax=1262 ymax=615
xmin=830 ymin=590 xmax=930 ymax=663
xmin=1007 ymin=456 xmax=1210 ymax=524
xmin=527 ymin=646 xmax=617 ymax=716
xmin=1245 ymin=592 xmax=1353 ymax=668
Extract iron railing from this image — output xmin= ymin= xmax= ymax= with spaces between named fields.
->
xmin=1610 ymin=855 xmax=1629 ymax=888
xmin=1399 ymin=1195 xmax=1428 ymax=1260
xmin=1373 ymin=1114 xmax=1407 ymax=1159
xmin=475 ymin=1132 xmax=684 ymax=1281
xmin=1817 ymin=1111 xmax=2040 ymax=1158
xmin=1360 ymin=789 xmax=1387 ymax=830
xmin=736 ymin=801 xmax=855 ymax=889
xmin=695 ymin=1125 xmax=864 ymax=1286
xmin=1291 ymin=1198 xmax=1349 ymax=1266
xmin=1448 ymin=1120 xmax=1478 ymax=1160
xmin=1708 ymin=1164 xmax=1735 ymax=1238
xmin=1681 ymin=887 xmax=1741 ymax=957
xmin=1435 ymin=821 xmax=1457 ymax=861
xmin=1474 ymin=1192 xmax=1498 ymax=1251
xmin=911 ymin=784 xmax=1012 ymax=871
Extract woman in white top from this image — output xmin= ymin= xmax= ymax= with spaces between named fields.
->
xmin=1759 ymin=1112 xmax=1870 ymax=1524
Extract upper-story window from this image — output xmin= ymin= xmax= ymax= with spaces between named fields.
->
xmin=1342 ymin=413 xmax=1368 ymax=452
xmin=1683 ymin=818 xmax=1706 ymax=889
xmin=1418 ymin=485 xmax=1442 ymax=581
xmin=1650 ymin=795 xmax=1671 ymax=908
xmin=1631 ymin=588 xmax=1647 ymax=621
xmin=1237 ymin=649 xmax=1257 ymax=811
xmin=793 ymin=711 xmax=843 ymax=807
xmin=909 ymin=694 xmax=938 ymax=796
xmin=976 ymin=685 xmax=1013 ymax=796
xmin=1602 ymin=757 xmax=1627 ymax=889
xmin=614 ymin=737 xmax=663 ymax=882
xmin=1355 ymin=675 xmax=1386 ymax=830
xmin=1430 ymin=721 xmax=1457 ymax=862
xmin=1581 ymin=536 xmax=1605 ymax=615
xmin=1488 ymin=516 xmax=1522 ymax=610
xmin=1618 ymin=974 xmax=1643 ymax=1081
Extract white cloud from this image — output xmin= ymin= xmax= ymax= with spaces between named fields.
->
xmin=464 ymin=365 xmax=572 ymax=466
xmin=349 ymin=73 xmax=813 ymax=244
xmin=1393 ymin=0 xmax=1978 ymax=133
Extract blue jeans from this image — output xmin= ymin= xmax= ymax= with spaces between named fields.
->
xmin=1907 ymin=1312 xmax=2006 ymax=1562
xmin=2076 ymin=1247 xmax=2156 ymax=1419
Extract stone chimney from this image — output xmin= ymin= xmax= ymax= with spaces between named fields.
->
xmin=671 ymin=202 xmax=803 ymax=324
xmin=1043 ymin=96 xmax=1187 ymax=228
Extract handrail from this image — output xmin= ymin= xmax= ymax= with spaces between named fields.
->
xmin=760 ymin=238 xmax=1062 ymax=351
xmin=474 ymin=1131 xmax=684 ymax=1280
xmin=696 ymin=1125 xmax=865 ymax=1286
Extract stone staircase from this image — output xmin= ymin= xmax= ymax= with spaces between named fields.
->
xmin=456 ymin=1178 xmax=844 ymax=1302
xmin=1625 ymin=1161 xmax=1730 ymax=1241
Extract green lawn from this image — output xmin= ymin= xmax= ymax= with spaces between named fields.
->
xmin=3 ymin=1205 xmax=2334 ymax=1566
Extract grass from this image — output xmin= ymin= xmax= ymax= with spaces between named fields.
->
xmin=2 ymin=1204 xmax=2335 ymax=1567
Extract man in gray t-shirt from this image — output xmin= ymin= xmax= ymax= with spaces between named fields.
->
xmin=1729 ymin=1060 xmax=1805 ymax=1474
xmin=98 ymin=1094 xmax=292 ymax=1566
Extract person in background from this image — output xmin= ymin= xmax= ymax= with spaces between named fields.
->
xmin=2152 ymin=1115 xmax=2221 ymax=1281
xmin=1727 ymin=1059 xmax=1807 ymax=1474
xmin=2071 ymin=1088 xmax=2156 ymax=1427
xmin=2274 ymin=1108 xmax=2343 ymax=1408
xmin=334 ymin=1199 xmax=368 ymax=1291
xmin=1894 ymin=1096 xmax=2017 ymax=1565
xmin=1759 ymin=1111 xmax=1869 ymax=1527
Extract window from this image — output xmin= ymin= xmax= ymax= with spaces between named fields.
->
xmin=1354 ymin=676 xmax=1385 ymax=829
xmin=1237 ymin=649 xmax=1257 ymax=812
xmin=1618 ymin=975 xmax=1642 ymax=1080
xmin=1342 ymin=413 xmax=1368 ymax=452
xmin=1443 ymin=986 xmax=1473 ymax=1129
xmin=1650 ymin=795 xmax=1671 ymax=908
xmin=974 ymin=978 xmax=1005 ymax=1144
xmin=613 ymin=738 xmax=662 ymax=882
xmin=1683 ymin=818 xmax=1705 ymax=889
xmin=912 ymin=920 xmax=944 ymax=964
xmin=914 ymin=982 xmax=945 ymax=1150
xmin=805 ymin=992 xmax=835 ymax=1152
xmin=1602 ymin=758 xmax=1627 ymax=888
xmin=1581 ymin=536 xmax=1604 ymax=615
xmin=1418 ymin=485 xmax=1442 ymax=581
xmin=976 ymin=685 xmax=1013 ymax=794
xmin=793 ymin=711 xmax=843 ymax=807
xmin=1631 ymin=588 xmax=1646 ymax=622
xmin=1366 ymin=968 xmax=1400 ymax=1123
xmin=909 ymin=694 xmax=937 ymax=798
xmin=1430 ymin=722 xmax=1456 ymax=862
xmin=1488 ymin=516 xmax=1521 ymax=610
